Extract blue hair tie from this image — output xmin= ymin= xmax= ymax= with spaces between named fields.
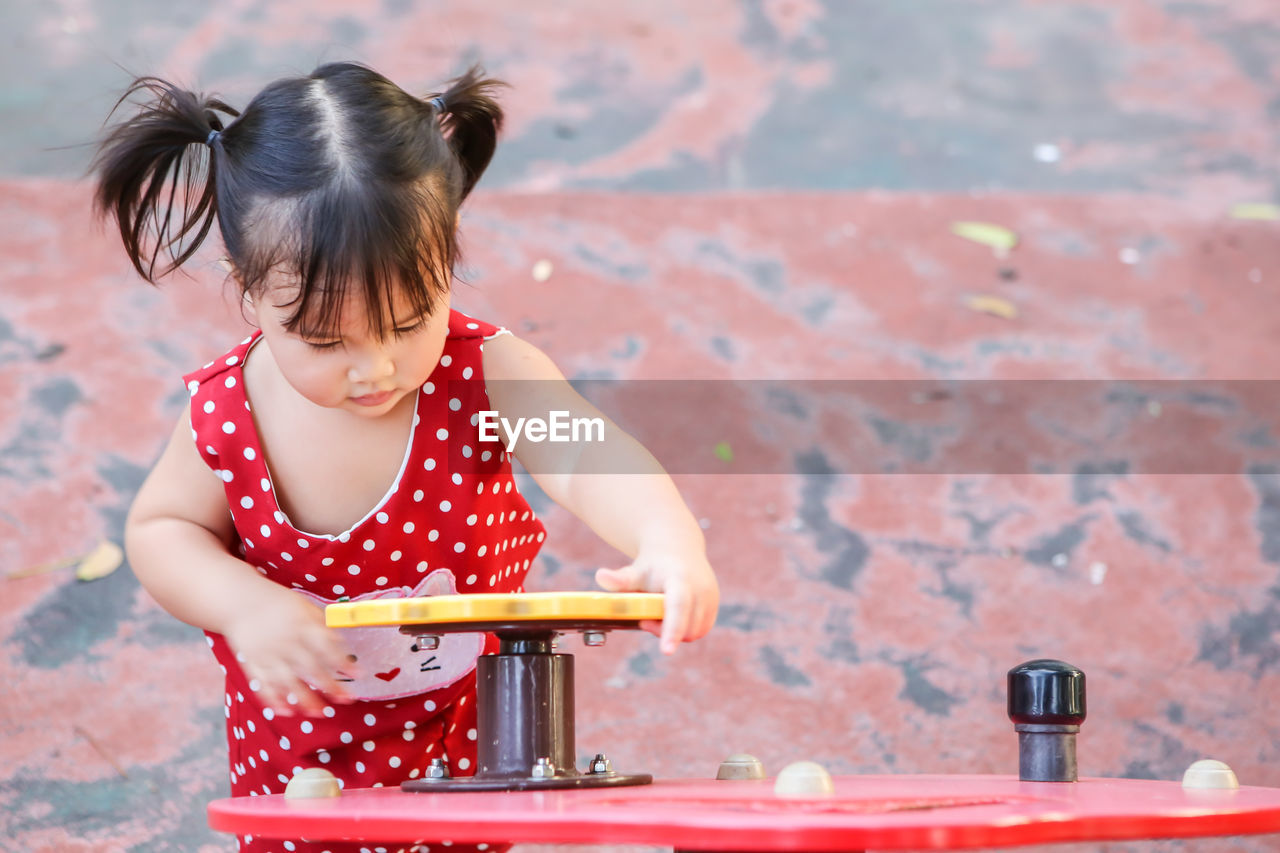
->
xmin=206 ymin=129 xmax=222 ymax=146
xmin=429 ymin=96 xmax=446 ymax=112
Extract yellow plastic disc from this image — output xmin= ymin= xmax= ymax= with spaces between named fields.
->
xmin=325 ymin=591 xmax=664 ymax=629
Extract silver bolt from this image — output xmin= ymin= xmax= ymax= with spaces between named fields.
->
xmin=589 ymin=753 xmax=613 ymax=775
xmin=427 ymin=758 xmax=450 ymax=779
xmin=415 ymin=635 xmax=441 ymax=651
xmin=531 ymin=757 xmax=555 ymax=779
xmin=583 ymin=631 xmax=607 ymax=647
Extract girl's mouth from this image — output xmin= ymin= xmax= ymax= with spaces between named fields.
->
xmin=350 ymin=389 xmax=395 ymax=407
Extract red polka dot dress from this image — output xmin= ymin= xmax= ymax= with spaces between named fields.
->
xmin=184 ymin=310 xmax=545 ymax=853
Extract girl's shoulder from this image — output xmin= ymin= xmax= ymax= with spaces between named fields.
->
xmin=181 ymin=332 xmax=260 ymax=390
xmin=447 ymin=308 xmax=511 ymax=343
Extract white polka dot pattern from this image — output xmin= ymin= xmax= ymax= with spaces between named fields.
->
xmin=183 ymin=310 xmax=543 ymax=829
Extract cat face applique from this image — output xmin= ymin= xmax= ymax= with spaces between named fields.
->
xmin=300 ymin=569 xmax=485 ymax=701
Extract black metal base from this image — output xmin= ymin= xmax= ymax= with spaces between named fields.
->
xmin=402 ymin=772 xmax=652 ymax=792
xmin=399 ymin=627 xmax=652 ymax=793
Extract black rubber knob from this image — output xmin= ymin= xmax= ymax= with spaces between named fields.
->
xmin=1007 ymin=659 xmax=1085 ymax=726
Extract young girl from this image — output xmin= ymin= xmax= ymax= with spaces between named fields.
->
xmin=94 ymin=62 xmax=718 ymax=853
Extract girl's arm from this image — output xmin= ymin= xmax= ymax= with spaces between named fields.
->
xmin=482 ymin=334 xmax=719 ymax=654
xmin=126 ymin=410 xmax=353 ymax=713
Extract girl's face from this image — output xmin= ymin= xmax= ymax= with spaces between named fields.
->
xmin=246 ymin=280 xmax=451 ymax=418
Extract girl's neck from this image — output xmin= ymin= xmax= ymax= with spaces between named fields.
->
xmin=240 ymin=334 xmax=421 ymax=536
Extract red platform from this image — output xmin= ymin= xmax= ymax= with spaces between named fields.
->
xmin=208 ymin=774 xmax=1280 ymax=850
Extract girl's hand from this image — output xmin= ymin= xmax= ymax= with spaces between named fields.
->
xmin=221 ymin=585 xmax=357 ymax=716
xmin=595 ymin=547 xmax=719 ymax=655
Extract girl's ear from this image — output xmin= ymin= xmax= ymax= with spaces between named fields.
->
xmin=241 ymin=290 xmax=261 ymax=327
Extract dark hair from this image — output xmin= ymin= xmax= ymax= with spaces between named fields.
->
xmin=93 ymin=62 xmax=506 ymax=338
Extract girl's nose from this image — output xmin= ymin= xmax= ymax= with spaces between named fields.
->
xmin=349 ymin=346 xmax=395 ymax=383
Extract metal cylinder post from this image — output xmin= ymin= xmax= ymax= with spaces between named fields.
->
xmin=477 ymin=646 xmax=575 ymax=779
xmin=1016 ymin=724 xmax=1080 ymax=782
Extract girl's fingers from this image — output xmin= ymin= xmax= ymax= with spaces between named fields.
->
xmin=289 ymin=681 xmax=331 ymax=716
xmin=693 ymin=592 xmax=718 ymax=639
xmin=286 ymin=644 xmax=353 ymax=710
xmin=246 ymin=659 xmax=328 ymax=717
xmin=296 ymin=662 xmax=352 ymax=708
xmin=603 ymin=561 xmax=722 ymax=652
xmin=596 ymin=565 xmax=647 ymax=592
xmin=686 ymin=603 xmax=707 ymax=643
xmin=302 ymin=635 xmax=359 ymax=703
xmin=660 ymin=583 xmax=691 ymax=655
xmin=638 ymin=575 xmax=716 ymax=649
xmin=269 ymin=659 xmax=327 ymax=716
xmin=251 ymin=678 xmax=295 ymax=717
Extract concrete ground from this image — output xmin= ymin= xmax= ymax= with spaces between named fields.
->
xmin=3 ymin=1 xmax=1280 ymax=851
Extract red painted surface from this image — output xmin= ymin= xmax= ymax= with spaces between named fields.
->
xmin=208 ymin=775 xmax=1280 ymax=850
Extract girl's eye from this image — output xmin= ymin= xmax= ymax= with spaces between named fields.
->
xmin=393 ymin=319 xmax=427 ymax=337
xmin=296 ymin=317 xmax=425 ymax=349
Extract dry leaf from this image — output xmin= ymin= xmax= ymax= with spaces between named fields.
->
xmin=964 ymin=294 xmax=1019 ymax=320
xmin=7 ymin=555 xmax=76 ymax=579
xmin=1229 ymin=203 xmax=1280 ymax=221
xmin=73 ymin=724 xmax=128 ymax=778
xmin=951 ymin=221 xmax=1019 ymax=253
xmin=75 ymin=540 xmax=124 ymax=582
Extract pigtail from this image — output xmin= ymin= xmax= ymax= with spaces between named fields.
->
xmin=429 ymin=66 xmax=506 ymax=201
xmin=92 ymin=77 xmax=239 ymax=282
